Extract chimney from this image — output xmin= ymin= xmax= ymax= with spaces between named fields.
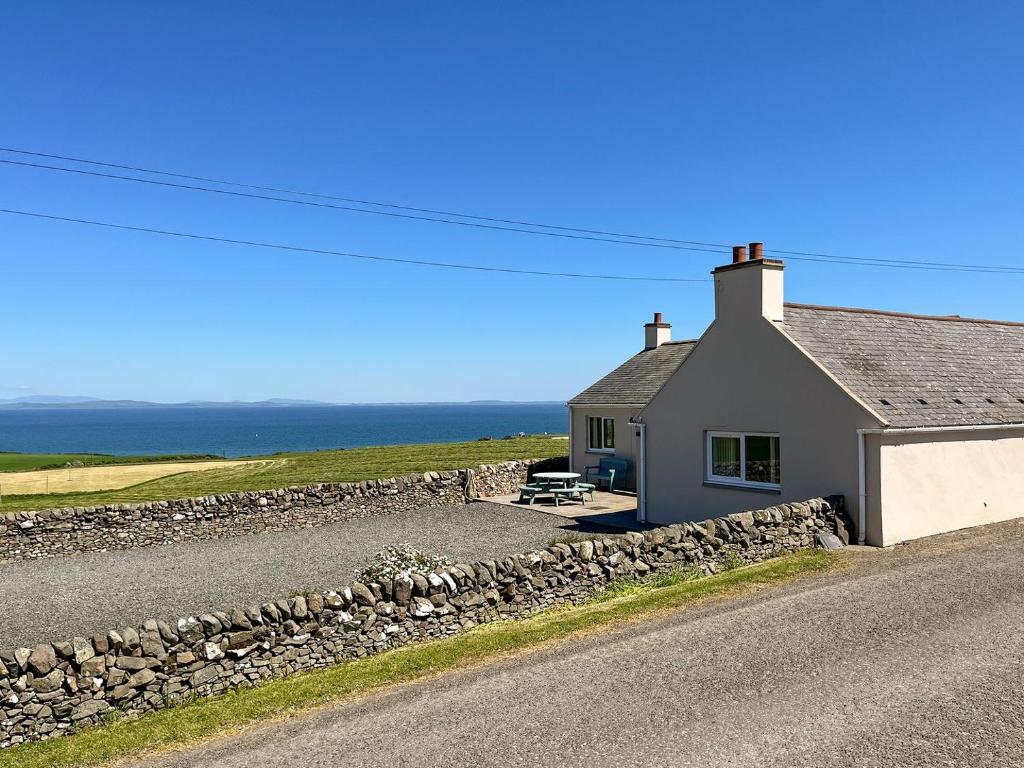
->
xmin=712 ymin=243 xmax=784 ymax=324
xmin=644 ymin=312 xmax=671 ymax=349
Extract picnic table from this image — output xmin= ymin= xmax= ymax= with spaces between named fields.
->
xmin=519 ymin=472 xmax=594 ymax=506
xmin=532 ymin=471 xmax=581 ymax=486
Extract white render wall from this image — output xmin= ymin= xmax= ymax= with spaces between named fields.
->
xmin=640 ymin=260 xmax=885 ymax=540
xmin=641 ymin=315 xmax=881 ymax=535
xmin=568 ymin=406 xmax=640 ymax=490
xmin=876 ymin=428 xmax=1024 ymax=546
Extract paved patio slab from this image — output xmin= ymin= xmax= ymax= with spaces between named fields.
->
xmin=479 ymin=490 xmax=646 ymax=530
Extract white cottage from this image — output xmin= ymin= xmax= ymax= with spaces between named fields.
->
xmin=569 ymin=243 xmax=1024 ymax=546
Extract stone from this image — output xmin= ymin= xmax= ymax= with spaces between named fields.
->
xmin=30 ymin=669 xmax=64 ymax=693
xmin=350 ymin=582 xmax=375 ymax=606
xmin=71 ymin=636 xmax=96 ymax=664
xmin=71 ymin=699 xmax=110 ymax=720
xmin=834 ymin=514 xmax=852 ymax=545
xmin=111 ymin=684 xmax=138 ymax=701
xmin=115 ymin=656 xmax=150 ymax=671
xmin=410 ymin=573 xmax=429 ymax=596
xmin=579 ymin=540 xmax=595 ymax=561
xmin=306 ymin=593 xmax=324 ymax=614
xmin=80 ymin=656 xmax=106 ymax=677
xmin=120 ymin=627 xmax=141 ymax=652
xmin=191 ymin=665 xmax=221 ymax=686
xmin=226 ymin=631 xmax=255 ymax=650
xmin=140 ymin=631 xmax=164 ymax=657
xmin=27 ymin=645 xmax=57 ymax=676
xmin=13 ymin=647 xmax=32 ymax=671
xmin=261 ymin=603 xmax=280 ymax=623
xmin=228 ymin=643 xmax=259 ymax=659
xmin=815 ymin=532 xmax=845 ymax=551
xmin=623 ymin=531 xmax=645 ymax=547
xmin=203 ymin=642 xmax=224 ymax=661
xmin=92 ymin=633 xmax=110 ymax=654
xmin=392 ymin=574 xmax=414 ymax=605
xmin=127 ymin=669 xmax=156 ymax=688
xmin=198 ymin=614 xmax=222 ymax=633
xmin=411 ymin=597 xmax=434 ymax=617
xmin=52 ymin=639 xmax=75 ymax=658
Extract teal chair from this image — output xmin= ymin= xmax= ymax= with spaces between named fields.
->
xmin=584 ymin=457 xmax=629 ymax=492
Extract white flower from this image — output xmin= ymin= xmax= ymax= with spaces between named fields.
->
xmin=358 ymin=543 xmax=453 ymax=583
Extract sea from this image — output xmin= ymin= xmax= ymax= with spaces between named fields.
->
xmin=0 ymin=403 xmax=568 ymax=458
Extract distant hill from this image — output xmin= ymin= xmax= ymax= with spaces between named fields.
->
xmin=0 ymin=398 xmax=339 ymax=410
xmin=0 ymin=397 xmax=564 ymax=411
xmin=0 ymin=395 xmax=101 ymax=405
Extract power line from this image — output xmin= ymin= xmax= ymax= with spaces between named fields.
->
xmin=2 ymin=149 xmax=1023 ymax=274
xmin=0 ymin=207 xmax=712 ymax=283
xmin=0 ymin=158 xmax=729 ymax=255
xmin=3 ymin=146 xmax=1024 ymax=274
xmin=0 ymin=146 xmax=728 ymax=249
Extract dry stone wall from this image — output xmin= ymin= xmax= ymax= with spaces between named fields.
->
xmin=0 ymin=459 xmax=559 ymax=563
xmin=0 ymin=495 xmax=842 ymax=748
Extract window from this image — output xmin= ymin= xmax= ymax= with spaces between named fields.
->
xmin=707 ymin=432 xmax=780 ymax=489
xmin=587 ymin=417 xmax=615 ymax=452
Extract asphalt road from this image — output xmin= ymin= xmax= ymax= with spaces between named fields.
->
xmin=137 ymin=518 xmax=1024 ymax=768
xmin=0 ymin=502 xmax=597 ymax=647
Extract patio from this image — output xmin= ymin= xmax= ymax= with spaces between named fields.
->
xmin=478 ymin=489 xmax=646 ymax=531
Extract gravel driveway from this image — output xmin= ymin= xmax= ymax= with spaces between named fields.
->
xmin=0 ymin=502 xmax=602 ymax=648
xmin=138 ymin=518 xmax=1024 ymax=768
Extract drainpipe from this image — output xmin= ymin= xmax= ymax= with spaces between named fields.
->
xmin=567 ymin=406 xmax=574 ymax=474
xmin=856 ymin=429 xmax=867 ymax=545
xmin=630 ymin=417 xmax=647 ymax=523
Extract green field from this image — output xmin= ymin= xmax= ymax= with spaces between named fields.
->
xmin=0 ymin=436 xmax=567 ymax=513
xmin=0 ymin=452 xmax=216 ymax=473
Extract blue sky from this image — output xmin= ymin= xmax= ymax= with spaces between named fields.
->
xmin=2 ymin=2 xmax=1022 ymax=403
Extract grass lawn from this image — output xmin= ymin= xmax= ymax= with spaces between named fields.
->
xmin=0 ymin=436 xmax=568 ymax=514
xmin=0 ymin=548 xmax=836 ymax=768
xmin=0 ymin=453 xmax=216 ymax=473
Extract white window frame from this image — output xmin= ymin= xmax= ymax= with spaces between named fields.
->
xmin=586 ymin=416 xmax=616 ymax=453
xmin=705 ymin=431 xmax=781 ymax=490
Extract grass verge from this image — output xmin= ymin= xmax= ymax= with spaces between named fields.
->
xmin=0 ymin=548 xmax=835 ymax=768
xmin=0 ymin=436 xmax=567 ymax=514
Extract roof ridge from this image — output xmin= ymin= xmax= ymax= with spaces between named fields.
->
xmin=785 ymin=302 xmax=1024 ymax=328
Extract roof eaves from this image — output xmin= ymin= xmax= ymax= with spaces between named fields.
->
xmin=567 ymin=402 xmax=646 ymax=408
xmin=872 ymin=420 xmax=1024 ymax=432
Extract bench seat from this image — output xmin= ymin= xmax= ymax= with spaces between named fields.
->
xmin=518 ymin=484 xmax=544 ymax=504
xmin=550 ymin=485 xmax=587 ymax=506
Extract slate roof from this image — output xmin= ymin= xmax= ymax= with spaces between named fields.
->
xmin=568 ymin=340 xmax=697 ymax=407
xmin=782 ymin=303 xmax=1024 ymax=428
